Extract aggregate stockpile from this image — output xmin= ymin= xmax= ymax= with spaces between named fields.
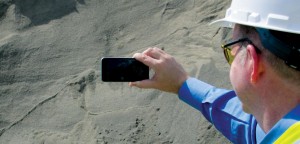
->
xmin=0 ymin=0 xmax=231 ymax=143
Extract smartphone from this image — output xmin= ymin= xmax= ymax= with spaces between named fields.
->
xmin=101 ymin=57 xmax=149 ymax=82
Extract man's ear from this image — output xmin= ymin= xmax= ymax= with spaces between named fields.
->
xmin=247 ymin=44 xmax=263 ymax=84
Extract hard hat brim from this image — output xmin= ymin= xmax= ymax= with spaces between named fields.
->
xmin=210 ymin=19 xmax=234 ymax=28
xmin=210 ymin=18 xmax=300 ymax=35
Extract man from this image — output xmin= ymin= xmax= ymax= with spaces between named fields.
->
xmin=129 ymin=0 xmax=300 ymax=143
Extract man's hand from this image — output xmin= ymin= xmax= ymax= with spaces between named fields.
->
xmin=129 ymin=47 xmax=189 ymax=94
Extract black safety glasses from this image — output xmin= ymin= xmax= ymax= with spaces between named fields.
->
xmin=221 ymin=38 xmax=260 ymax=65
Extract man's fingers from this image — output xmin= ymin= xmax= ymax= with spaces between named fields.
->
xmin=133 ymin=47 xmax=166 ymax=69
xmin=143 ymin=47 xmax=164 ymax=59
xmin=133 ymin=53 xmax=157 ymax=69
xmin=129 ymin=80 xmax=156 ymax=89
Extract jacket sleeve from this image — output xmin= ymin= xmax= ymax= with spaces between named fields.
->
xmin=178 ymin=77 xmax=255 ymax=143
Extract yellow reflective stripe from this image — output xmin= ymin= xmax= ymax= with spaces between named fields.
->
xmin=274 ymin=122 xmax=300 ymax=144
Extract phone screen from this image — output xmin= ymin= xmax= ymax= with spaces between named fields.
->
xmin=101 ymin=58 xmax=149 ymax=82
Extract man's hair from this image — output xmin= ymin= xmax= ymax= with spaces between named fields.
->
xmin=238 ymin=25 xmax=300 ymax=85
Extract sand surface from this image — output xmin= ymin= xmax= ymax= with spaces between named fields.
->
xmin=0 ymin=0 xmax=233 ymax=143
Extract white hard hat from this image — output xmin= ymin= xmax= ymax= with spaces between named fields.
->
xmin=211 ymin=0 xmax=300 ymax=34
